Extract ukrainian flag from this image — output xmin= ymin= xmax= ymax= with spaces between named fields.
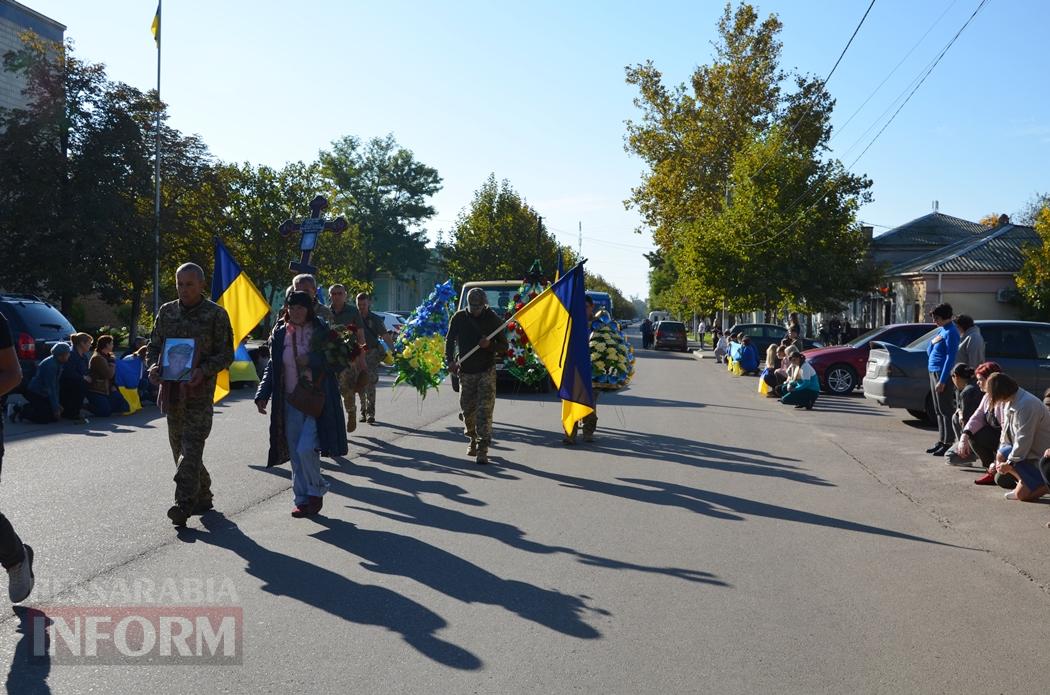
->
xmin=514 ymin=263 xmax=594 ymax=435
xmin=211 ymin=238 xmax=270 ymax=403
xmin=150 ymin=2 xmax=160 ymax=47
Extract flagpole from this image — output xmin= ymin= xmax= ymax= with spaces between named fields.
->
xmin=152 ymin=0 xmax=162 ymax=316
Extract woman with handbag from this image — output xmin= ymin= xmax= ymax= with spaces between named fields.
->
xmin=255 ymin=291 xmax=347 ymax=518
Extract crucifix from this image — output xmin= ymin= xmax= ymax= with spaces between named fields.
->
xmin=279 ymin=195 xmax=349 ymax=274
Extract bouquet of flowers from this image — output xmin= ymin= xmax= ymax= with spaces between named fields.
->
xmin=319 ymin=323 xmax=362 ymax=372
xmin=393 ymin=280 xmax=457 ymax=398
xmin=589 ymin=310 xmax=635 ymax=390
xmin=503 ymin=280 xmax=550 ymax=386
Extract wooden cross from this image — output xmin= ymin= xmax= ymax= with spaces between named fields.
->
xmin=279 ymin=195 xmax=349 ymax=274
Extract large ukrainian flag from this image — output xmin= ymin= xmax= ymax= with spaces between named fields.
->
xmin=211 ymin=238 xmax=270 ymax=403
xmin=514 ymin=263 xmax=594 ymax=435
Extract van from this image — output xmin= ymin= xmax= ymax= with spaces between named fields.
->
xmin=648 ymin=311 xmax=671 ymax=323
xmin=457 ymin=281 xmax=521 ymax=317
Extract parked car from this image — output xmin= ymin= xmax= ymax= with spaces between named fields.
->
xmin=0 ymin=294 xmax=77 ymax=393
xmin=728 ymin=323 xmax=823 ymax=358
xmin=804 ymin=323 xmax=933 ymax=395
xmin=372 ymin=311 xmax=405 ymax=338
xmin=863 ymin=320 xmax=1050 ymax=421
xmin=653 ymin=321 xmax=688 ymax=351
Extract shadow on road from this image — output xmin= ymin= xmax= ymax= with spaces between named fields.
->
xmin=195 ymin=512 xmax=482 ymax=670
xmin=4 ymin=606 xmax=51 ymax=695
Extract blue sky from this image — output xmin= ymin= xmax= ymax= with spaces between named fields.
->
xmin=25 ymin=0 xmax=1050 ymax=299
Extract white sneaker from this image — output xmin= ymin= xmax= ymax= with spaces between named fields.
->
xmin=1005 ymin=491 xmax=1019 ymax=500
xmin=7 ymin=544 xmax=34 ymax=603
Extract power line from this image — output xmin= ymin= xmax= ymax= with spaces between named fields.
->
xmin=738 ymin=0 xmax=991 ymax=249
xmin=750 ymin=0 xmax=876 ymax=180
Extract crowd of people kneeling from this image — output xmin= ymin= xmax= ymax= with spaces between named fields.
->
xmin=714 ymin=330 xmax=819 ymax=411
xmin=8 ymin=333 xmax=152 ymax=425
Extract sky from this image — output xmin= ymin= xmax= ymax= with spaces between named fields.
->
xmin=22 ymin=0 xmax=1050 ymax=299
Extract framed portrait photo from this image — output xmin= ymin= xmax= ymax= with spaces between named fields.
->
xmin=161 ymin=337 xmax=197 ymax=381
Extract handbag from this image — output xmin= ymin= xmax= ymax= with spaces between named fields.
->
xmin=286 ymin=327 xmax=325 ymax=418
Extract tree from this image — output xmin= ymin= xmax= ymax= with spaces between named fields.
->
xmin=0 ymin=33 xmax=108 ymax=314
xmin=318 ymin=134 xmax=442 ymax=283
xmin=978 ymin=213 xmax=1002 ymax=228
xmin=624 ymin=1 xmax=875 ymax=316
xmin=1017 ymin=193 xmax=1050 ymax=226
xmin=1015 ymin=206 xmax=1050 ymax=319
xmin=584 ymin=272 xmax=635 ymax=318
xmin=439 ymin=175 xmax=566 ymax=283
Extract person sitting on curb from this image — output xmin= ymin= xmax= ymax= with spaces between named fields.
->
xmin=944 ymin=363 xmax=982 ymax=466
xmin=780 ymin=350 xmax=819 ymax=410
xmin=12 ymin=342 xmax=71 ymax=424
xmin=986 ymin=373 xmax=1050 ymax=501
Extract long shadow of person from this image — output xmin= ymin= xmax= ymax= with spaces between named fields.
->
xmin=195 ymin=513 xmax=481 ymax=670
xmin=309 ymin=516 xmax=607 ymax=639
xmin=5 ymin=606 xmax=51 ymax=695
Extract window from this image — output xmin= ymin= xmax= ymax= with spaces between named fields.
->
xmin=1029 ymin=328 xmax=1050 ymax=360
xmin=983 ymin=325 xmax=1036 ymax=360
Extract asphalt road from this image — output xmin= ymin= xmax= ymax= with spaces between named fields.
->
xmin=1 ymin=332 xmax=1048 ymax=694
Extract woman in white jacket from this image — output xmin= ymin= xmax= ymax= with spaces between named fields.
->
xmin=986 ymin=373 xmax=1050 ymax=501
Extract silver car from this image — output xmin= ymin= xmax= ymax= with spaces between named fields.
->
xmin=863 ymin=320 xmax=1050 ymax=421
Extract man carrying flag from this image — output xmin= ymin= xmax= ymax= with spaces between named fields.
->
xmin=513 ymin=263 xmax=595 ymax=441
xmin=446 ymin=288 xmax=508 ymax=465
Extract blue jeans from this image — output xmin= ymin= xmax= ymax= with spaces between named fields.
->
xmin=284 ymin=401 xmax=329 ymax=506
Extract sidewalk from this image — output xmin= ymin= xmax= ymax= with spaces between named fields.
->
xmin=691 ymin=354 xmax=1050 ymax=594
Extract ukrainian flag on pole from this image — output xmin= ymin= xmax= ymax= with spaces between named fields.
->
xmin=514 ymin=263 xmax=594 ymax=435
xmin=211 ymin=238 xmax=270 ymax=403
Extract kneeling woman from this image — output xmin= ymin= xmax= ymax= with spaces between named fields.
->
xmin=986 ymin=373 xmax=1050 ymax=501
xmin=255 ymin=291 xmax=347 ymax=518
xmin=780 ymin=351 xmax=819 ymax=410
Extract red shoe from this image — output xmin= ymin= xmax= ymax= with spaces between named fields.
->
xmin=974 ymin=472 xmax=996 ymax=485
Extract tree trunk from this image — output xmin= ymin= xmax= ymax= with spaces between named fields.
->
xmin=128 ymin=282 xmax=144 ymax=344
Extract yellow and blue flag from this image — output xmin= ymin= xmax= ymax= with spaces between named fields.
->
xmin=211 ymin=238 xmax=270 ymax=403
xmin=514 ymin=263 xmax=594 ymax=435
xmin=150 ymin=2 xmax=160 ymax=47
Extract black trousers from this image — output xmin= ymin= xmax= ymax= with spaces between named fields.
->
xmin=60 ymin=376 xmax=86 ymax=419
xmin=21 ymin=391 xmax=57 ymax=424
xmin=969 ymin=426 xmax=1002 ymax=467
xmin=0 ymin=427 xmax=25 ymax=569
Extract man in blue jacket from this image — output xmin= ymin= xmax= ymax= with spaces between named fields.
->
xmin=13 ymin=342 xmax=71 ymax=424
xmin=926 ymin=303 xmax=960 ymax=456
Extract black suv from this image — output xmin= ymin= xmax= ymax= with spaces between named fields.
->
xmin=0 ymin=294 xmax=77 ymax=392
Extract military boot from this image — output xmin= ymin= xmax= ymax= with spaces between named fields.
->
xmin=468 ymin=441 xmax=478 ymax=457
xmin=167 ymin=504 xmax=191 ymax=527
xmin=475 ymin=449 xmax=489 ymax=465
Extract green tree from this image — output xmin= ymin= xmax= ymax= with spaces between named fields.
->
xmin=0 ymin=33 xmax=108 ymax=314
xmin=625 ymin=2 xmax=874 ymax=316
xmin=439 ymin=175 xmax=565 ymax=283
xmin=584 ymin=272 xmax=635 ymax=318
xmin=1015 ymin=206 xmax=1050 ymax=318
xmin=318 ymin=134 xmax=442 ymax=283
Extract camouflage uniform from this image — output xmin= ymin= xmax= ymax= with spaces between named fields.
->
xmin=357 ymin=312 xmax=387 ymax=422
xmin=147 ymin=297 xmax=234 ymax=512
xmin=331 ymin=303 xmax=363 ymax=431
xmin=314 ymin=301 xmax=335 ymax=324
xmin=460 ymin=367 xmax=497 ymax=454
xmin=445 ymin=306 xmax=508 ymax=459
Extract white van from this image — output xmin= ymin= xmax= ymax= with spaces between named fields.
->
xmin=648 ymin=310 xmax=671 ymax=323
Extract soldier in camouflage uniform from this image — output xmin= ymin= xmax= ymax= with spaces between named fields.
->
xmin=355 ymin=292 xmax=388 ymax=425
xmin=445 ymin=288 xmax=508 ymax=464
xmin=147 ymin=263 xmax=235 ymax=527
xmin=328 ymin=284 xmax=367 ymax=433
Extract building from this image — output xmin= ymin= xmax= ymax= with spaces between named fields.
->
xmin=880 ymin=217 xmax=1038 ymax=323
xmin=370 ymin=251 xmax=447 ymax=313
xmin=0 ymin=0 xmax=64 ymax=112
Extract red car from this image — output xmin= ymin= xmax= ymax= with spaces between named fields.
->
xmin=803 ymin=323 xmax=934 ymax=395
